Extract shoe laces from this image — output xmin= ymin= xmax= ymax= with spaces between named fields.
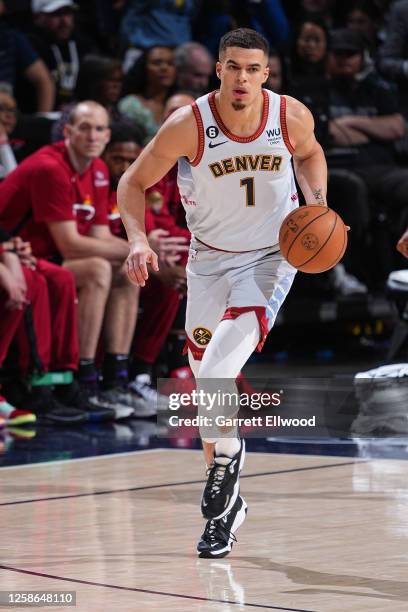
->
xmin=203 ymin=519 xmax=237 ymax=545
xmin=205 ymin=462 xmax=230 ymax=498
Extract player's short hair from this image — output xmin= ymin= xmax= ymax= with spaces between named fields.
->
xmin=219 ymin=28 xmax=269 ymax=59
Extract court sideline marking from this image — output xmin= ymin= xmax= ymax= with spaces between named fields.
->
xmin=0 ymin=563 xmax=319 ymax=612
xmin=0 ymin=460 xmax=367 ymax=507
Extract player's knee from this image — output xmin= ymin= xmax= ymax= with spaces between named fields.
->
xmin=85 ymin=257 xmax=112 ymax=290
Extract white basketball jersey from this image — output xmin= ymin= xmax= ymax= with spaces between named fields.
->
xmin=177 ymin=89 xmax=298 ymax=252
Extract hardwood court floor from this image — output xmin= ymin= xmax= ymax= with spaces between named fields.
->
xmin=1 ymin=449 xmax=407 ymax=612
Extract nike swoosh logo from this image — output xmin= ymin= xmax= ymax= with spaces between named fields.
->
xmin=209 ymin=140 xmax=228 ymax=148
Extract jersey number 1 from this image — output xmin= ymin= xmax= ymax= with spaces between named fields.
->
xmin=240 ymin=177 xmax=255 ymax=207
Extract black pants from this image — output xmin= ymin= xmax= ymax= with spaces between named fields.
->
xmin=355 ymin=164 xmax=408 ymax=276
xmin=328 ymin=169 xmax=371 ymax=281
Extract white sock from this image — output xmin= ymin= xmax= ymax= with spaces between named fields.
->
xmin=215 ymin=437 xmax=240 ymax=460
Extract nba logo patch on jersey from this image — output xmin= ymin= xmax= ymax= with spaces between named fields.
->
xmin=193 ymin=327 xmax=212 ymax=346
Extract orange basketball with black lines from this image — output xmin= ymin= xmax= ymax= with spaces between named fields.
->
xmin=279 ymin=205 xmax=348 ymax=273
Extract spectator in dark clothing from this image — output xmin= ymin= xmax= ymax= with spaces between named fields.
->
xmin=0 ymin=3 xmax=55 ymax=111
xmin=120 ymin=0 xmax=198 ymax=51
xmin=328 ymin=29 xmax=405 ymax=168
xmin=29 ymin=0 xmax=96 ymax=109
xmin=51 ymin=54 xmax=127 ymax=141
xmin=265 ymin=50 xmax=284 ymax=93
xmin=291 ymin=18 xmax=328 ymax=71
xmin=327 ymin=28 xmax=407 ymax=281
xmin=295 ymin=0 xmax=336 ymax=29
xmin=195 ymin=1 xmax=289 ymax=58
xmin=0 ymin=81 xmax=55 ymax=164
xmin=286 ymin=19 xmax=330 ymax=146
xmin=240 ymin=0 xmax=290 ymax=51
xmin=346 ymin=0 xmax=383 ymax=57
xmin=120 ymin=46 xmax=177 ymax=144
xmin=377 ymin=0 xmax=408 ymax=114
xmin=285 ymin=23 xmax=370 ymax=288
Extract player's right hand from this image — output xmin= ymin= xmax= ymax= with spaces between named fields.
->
xmin=126 ymin=239 xmax=159 ymax=287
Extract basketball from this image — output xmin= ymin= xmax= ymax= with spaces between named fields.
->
xmin=279 ymin=205 xmax=348 ymax=273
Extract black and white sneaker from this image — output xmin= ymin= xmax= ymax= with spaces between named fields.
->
xmin=87 ymin=388 xmax=135 ymax=420
xmin=55 ymin=380 xmax=115 ymax=423
xmin=201 ymin=438 xmax=245 ymax=520
xmin=197 ymin=495 xmax=247 ymax=558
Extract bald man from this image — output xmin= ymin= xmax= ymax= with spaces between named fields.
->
xmin=0 ymin=101 xmax=151 ymax=418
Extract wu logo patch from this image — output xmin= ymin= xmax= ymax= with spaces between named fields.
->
xmin=193 ymin=327 xmax=212 ymax=346
xmin=266 ymin=128 xmax=281 ymax=145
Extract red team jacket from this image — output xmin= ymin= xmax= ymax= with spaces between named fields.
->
xmin=0 ymin=141 xmax=109 ymax=259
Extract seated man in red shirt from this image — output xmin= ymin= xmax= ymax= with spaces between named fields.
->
xmin=104 ymin=117 xmax=190 ymax=406
xmin=0 ymin=101 xmax=143 ymax=418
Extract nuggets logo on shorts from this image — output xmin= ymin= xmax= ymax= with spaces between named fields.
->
xmin=193 ymin=327 xmax=212 ymax=346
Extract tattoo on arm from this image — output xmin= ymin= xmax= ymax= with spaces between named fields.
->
xmin=312 ymin=188 xmax=326 ymax=205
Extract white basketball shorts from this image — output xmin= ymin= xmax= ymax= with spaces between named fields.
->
xmin=184 ymin=237 xmax=297 ymax=360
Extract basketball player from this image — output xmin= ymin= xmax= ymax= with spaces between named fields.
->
xmin=118 ymin=28 xmax=329 ymax=558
